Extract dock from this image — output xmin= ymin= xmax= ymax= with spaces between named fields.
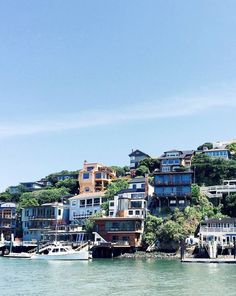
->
xmin=182 ymin=258 xmax=236 ymax=264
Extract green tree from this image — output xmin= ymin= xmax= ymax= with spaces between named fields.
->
xmin=19 ymin=187 xmax=70 ymax=206
xmin=104 ymin=179 xmax=129 ymax=200
xmin=110 ymin=166 xmax=130 ymax=177
xmin=143 ymin=214 xmax=163 ymax=246
xmin=191 ymin=154 xmax=236 ymax=186
xmin=55 ymin=178 xmax=79 ymax=194
xmin=135 ymin=165 xmax=150 ymax=177
xmin=197 ymin=142 xmax=213 ymax=151
xmin=138 ymin=158 xmax=160 ymax=173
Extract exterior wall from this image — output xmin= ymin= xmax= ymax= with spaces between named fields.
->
xmin=69 ymin=193 xmax=104 ymax=222
xmin=95 ymin=219 xmax=143 ymax=248
xmin=22 ymin=204 xmax=68 ymax=241
xmin=202 ymin=149 xmax=230 ymax=159
xmin=79 ymin=162 xmax=115 ymax=193
xmin=0 ymin=203 xmax=16 ymax=240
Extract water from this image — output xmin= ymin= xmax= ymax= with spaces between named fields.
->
xmin=0 ymin=258 xmax=236 ymax=296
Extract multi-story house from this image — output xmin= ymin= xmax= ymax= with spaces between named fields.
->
xmin=78 ymin=161 xmax=116 ymax=193
xmin=129 ymin=149 xmax=150 ymax=170
xmin=69 ymin=192 xmax=105 ymax=224
xmin=108 ymin=177 xmax=153 ymax=218
xmin=0 ymin=202 xmax=16 ymax=240
xmin=21 ymin=202 xmax=69 ymax=241
xmin=93 ymin=177 xmax=153 ymax=250
xmin=151 ymin=149 xmax=194 ymax=214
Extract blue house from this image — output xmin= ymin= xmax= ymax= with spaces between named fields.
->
xmin=150 ymin=149 xmax=194 ymax=215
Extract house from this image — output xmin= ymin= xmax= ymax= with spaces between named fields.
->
xmin=0 ymin=203 xmax=16 ymax=240
xmin=108 ymin=177 xmax=153 ymax=218
xmin=151 ymin=149 xmax=194 ymax=214
xmin=199 ymin=218 xmax=236 ymax=249
xmin=20 ymin=182 xmax=44 ymax=191
xmin=78 ymin=161 xmax=116 ymax=194
xmin=201 ymin=148 xmax=231 ymax=160
xmin=94 ymin=217 xmax=144 ymax=249
xmin=93 ymin=177 xmax=152 ymax=250
xmin=129 ymin=149 xmax=150 ymax=169
xmin=69 ymin=192 xmax=105 ymax=224
xmin=21 ymin=202 xmax=69 ymax=241
xmin=159 ymin=150 xmax=195 ymax=172
xmin=55 ymin=173 xmax=79 ymax=182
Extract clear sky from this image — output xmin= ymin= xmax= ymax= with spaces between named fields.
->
xmin=0 ymin=0 xmax=236 ymax=191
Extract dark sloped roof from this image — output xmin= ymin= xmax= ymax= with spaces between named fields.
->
xmin=128 ymin=177 xmax=146 ymax=184
xmin=160 ymin=150 xmax=195 ymax=159
xmin=201 ymin=218 xmax=236 ymax=224
xmin=117 ymin=188 xmax=145 ymax=195
xmin=129 ymin=149 xmax=150 ymax=157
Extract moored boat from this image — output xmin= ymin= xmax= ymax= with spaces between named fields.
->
xmin=30 ymin=242 xmax=90 ymax=260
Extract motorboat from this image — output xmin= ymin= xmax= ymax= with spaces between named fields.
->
xmin=30 ymin=242 xmax=90 ymax=260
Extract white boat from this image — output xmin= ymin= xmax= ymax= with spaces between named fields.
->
xmin=4 ymin=252 xmax=32 ymax=259
xmin=30 ymin=242 xmax=90 ymax=260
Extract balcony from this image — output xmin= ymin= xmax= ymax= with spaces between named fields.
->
xmin=28 ymin=216 xmax=56 ymax=220
xmin=200 ymin=226 xmax=236 ymax=233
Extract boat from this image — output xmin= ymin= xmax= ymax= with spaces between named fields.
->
xmin=30 ymin=242 xmax=90 ymax=260
xmin=3 ymin=252 xmax=32 ymax=259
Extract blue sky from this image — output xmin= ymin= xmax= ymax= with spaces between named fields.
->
xmin=0 ymin=1 xmax=236 ymax=191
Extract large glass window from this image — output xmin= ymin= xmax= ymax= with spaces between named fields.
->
xmin=130 ymin=201 xmax=142 ymax=208
xmin=83 ymin=173 xmax=90 ymax=179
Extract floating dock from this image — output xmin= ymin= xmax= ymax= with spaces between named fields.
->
xmin=182 ymin=258 xmax=236 ymax=264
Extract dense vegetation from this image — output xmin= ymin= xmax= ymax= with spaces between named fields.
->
xmin=191 ymin=154 xmax=236 ymax=186
xmin=143 ymin=184 xmax=224 ymax=250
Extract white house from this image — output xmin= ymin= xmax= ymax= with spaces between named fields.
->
xmin=69 ymin=192 xmax=105 ymax=224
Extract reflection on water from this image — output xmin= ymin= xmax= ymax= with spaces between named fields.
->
xmin=0 ymin=258 xmax=236 ymax=296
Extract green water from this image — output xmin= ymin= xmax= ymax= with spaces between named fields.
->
xmin=0 ymin=258 xmax=236 ymax=296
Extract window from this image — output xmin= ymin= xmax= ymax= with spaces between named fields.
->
xmin=109 ymin=201 xmax=114 ymax=207
xmin=135 ymin=210 xmax=140 ymax=215
xmin=58 ymin=209 xmax=61 ymax=216
xmin=179 ymin=200 xmax=185 ymax=204
xmin=80 ymin=200 xmax=85 ymax=207
xmin=141 ymin=184 xmax=145 ymax=189
xmin=71 ymin=200 xmax=77 ymax=206
xmin=94 ymin=198 xmax=100 ymax=205
xmin=109 ymin=211 xmax=114 ymax=216
xmin=85 ymin=187 xmax=90 ymax=192
xmin=83 ymin=173 xmax=90 ymax=179
xmin=132 ymin=184 xmax=137 ymax=189
xmin=128 ymin=210 xmax=133 ymax=215
xmin=86 ymin=166 xmax=94 ymax=171
xmin=95 ymin=173 xmax=102 ymax=179
xmin=86 ymin=199 xmax=92 ymax=206
xmin=170 ymin=200 xmax=176 ymax=204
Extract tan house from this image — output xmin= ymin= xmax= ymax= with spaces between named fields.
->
xmin=78 ymin=161 xmax=116 ymax=193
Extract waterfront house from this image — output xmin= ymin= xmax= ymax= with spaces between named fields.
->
xmin=21 ymin=202 xmax=69 ymax=241
xmin=0 ymin=202 xmax=16 ymax=240
xmin=199 ymin=218 xmax=236 ymax=250
xmin=78 ymin=161 xmax=116 ymax=194
xmin=93 ymin=178 xmax=150 ymax=250
xmin=69 ymin=192 xmax=105 ymax=224
xmin=94 ymin=217 xmax=144 ymax=249
xmin=151 ymin=149 xmax=194 ymax=214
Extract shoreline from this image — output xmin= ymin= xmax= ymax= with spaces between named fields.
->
xmin=117 ymin=251 xmax=180 ymax=259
